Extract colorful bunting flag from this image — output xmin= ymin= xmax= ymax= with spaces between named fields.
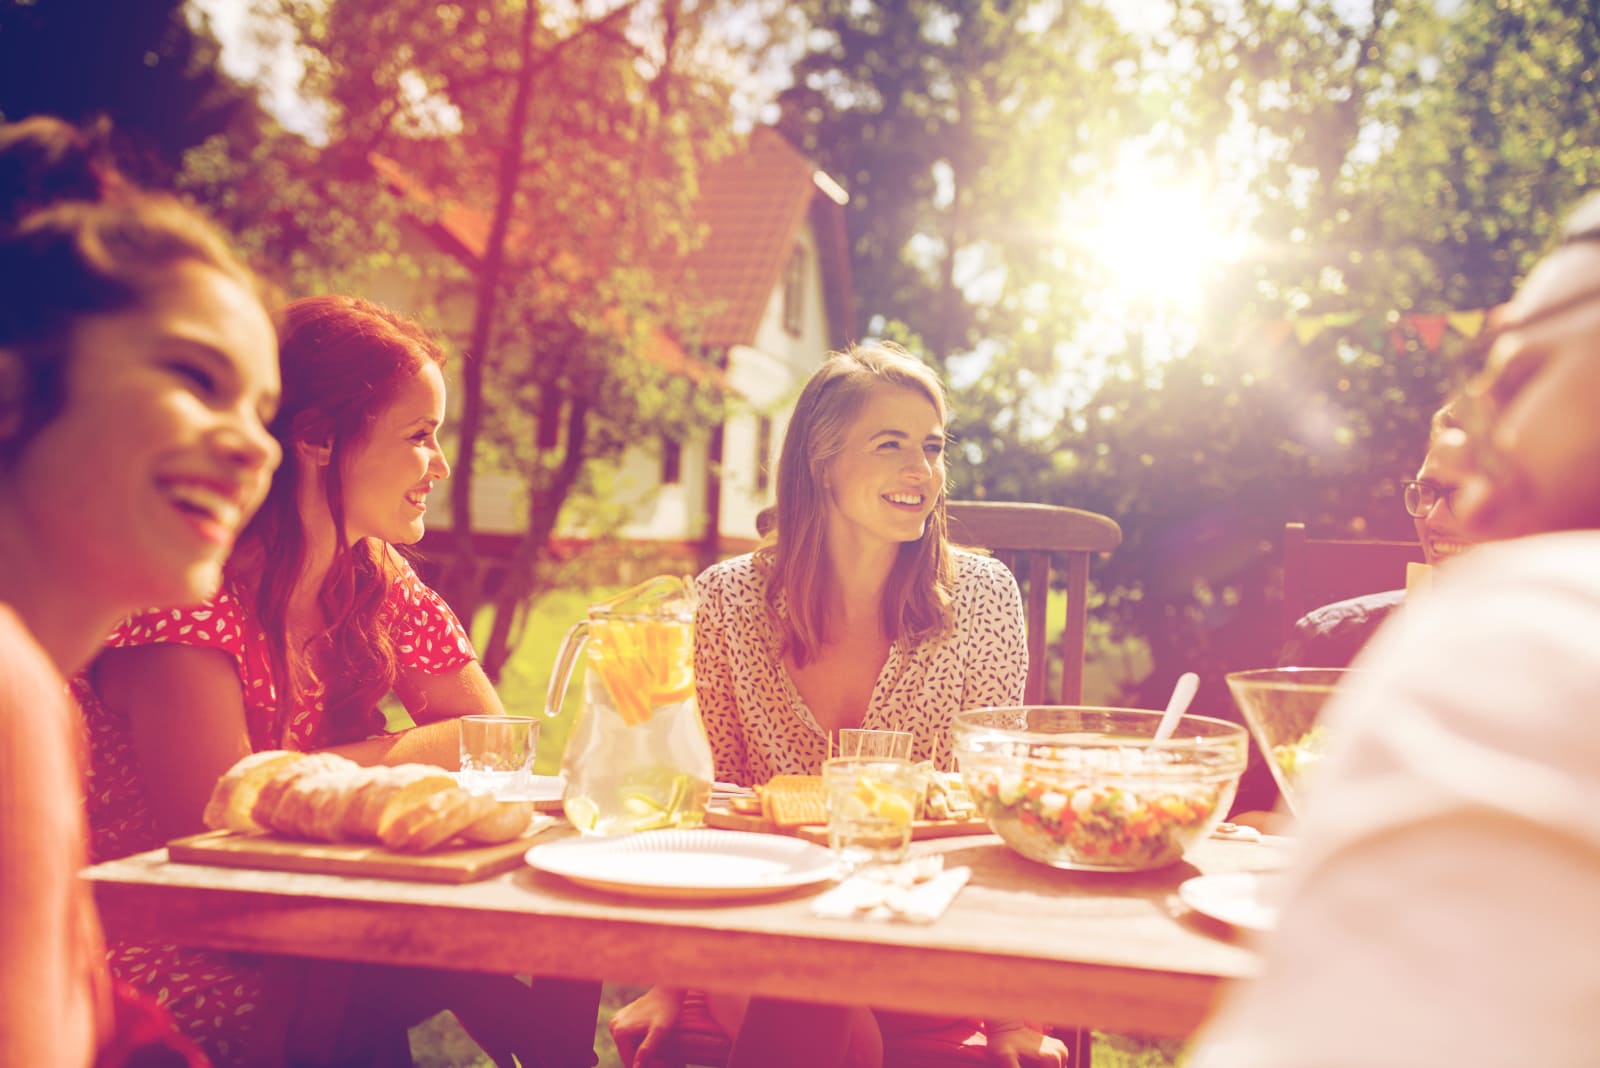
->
xmin=1230 ymin=306 xmax=1502 ymax=355
xmin=1446 ymin=310 xmax=1486 ymax=338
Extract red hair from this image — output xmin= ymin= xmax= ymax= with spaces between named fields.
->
xmin=237 ymin=296 xmax=447 ymax=745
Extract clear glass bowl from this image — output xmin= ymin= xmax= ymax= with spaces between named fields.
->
xmin=953 ymin=706 xmax=1248 ymax=872
xmin=1225 ymin=668 xmax=1351 ymax=816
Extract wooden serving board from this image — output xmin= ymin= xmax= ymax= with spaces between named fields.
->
xmin=703 ymin=803 xmax=989 ymax=843
xmin=166 ymin=824 xmax=553 ymax=884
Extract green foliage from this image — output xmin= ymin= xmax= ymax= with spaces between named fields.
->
xmin=778 ymin=0 xmax=1600 ymax=731
xmin=0 ymin=0 xmax=249 ymax=183
xmin=778 ymin=0 xmax=1143 ymax=365
xmin=169 ymin=0 xmax=797 ymax=673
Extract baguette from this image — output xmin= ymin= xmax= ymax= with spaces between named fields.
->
xmin=203 ymin=751 xmax=533 ymax=853
xmin=460 ymin=800 xmax=538 ymax=844
xmin=341 ymin=765 xmax=454 ymax=841
xmin=379 ymin=787 xmax=485 ymax=852
xmin=202 ymin=750 xmax=305 ymax=832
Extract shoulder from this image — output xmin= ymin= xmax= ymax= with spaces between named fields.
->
xmin=384 ymin=551 xmax=432 ymax=602
xmin=1333 ymin=532 xmax=1600 ymax=760
xmin=0 ymin=606 xmax=56 ymax=706
xmin=1296 ymin=589 xmax=1407 ymax=631
xmin=107 ymin=585 xmax=249 ymax=651
xmin=1286 ymin=590 xmax=1406 ymax=653
xmin=696 ymin=552 xmax=768 ymax=605
xmin=950 ymin=548 xmax=1019 ymax=597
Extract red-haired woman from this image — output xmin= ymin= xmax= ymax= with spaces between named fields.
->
xmin=612 ymin=342 xmax=1067 ymax=1066
xmin=0 ymin=114 xmax=281 ymax=1066
xmin=76 ymin=296 xmax=599 ymax=1065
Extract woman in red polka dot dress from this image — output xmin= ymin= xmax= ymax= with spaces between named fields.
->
xmin=74 ymin=296 xmax=599 ymax=1066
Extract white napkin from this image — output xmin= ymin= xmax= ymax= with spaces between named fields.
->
xmin=812 ymin=855 xmax=971 ymax=924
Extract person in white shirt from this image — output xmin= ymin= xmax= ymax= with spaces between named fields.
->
xmin=1190 ymin=190 xmax=1600 ymax=1067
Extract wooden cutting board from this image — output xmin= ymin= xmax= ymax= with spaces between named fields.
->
xmin=166 ymin=823 xmax=554 ymax=884
xmin=702 ymin=803 xmax=989 ymax=843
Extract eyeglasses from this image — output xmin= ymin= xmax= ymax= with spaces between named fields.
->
xmin=1402 ymin=479 xmax=1458 ymax=519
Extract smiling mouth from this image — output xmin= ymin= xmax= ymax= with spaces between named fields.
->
xmin=1428 ymin=538 xmax=1469 ymax=559
xmin=405 ymin=487 xmax=430 ymax=510
xmin=883 ymin=493 xmax=925 ymax=507
xmin=163 ymin=479 xmax=244 ymax=537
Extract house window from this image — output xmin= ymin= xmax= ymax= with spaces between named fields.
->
xmin=754 ymin=415 xmax=773 ymax=494
xmin=661 ymin=436 xmax=682 ymax=486
xmin=782 ymin=245 xmax=806 ymax=336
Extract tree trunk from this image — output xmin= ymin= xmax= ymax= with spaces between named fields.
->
xmin=479 ymin=395 xmax=592 ymax=679
xmin=443 ymin=0 xmax=542 ymax=625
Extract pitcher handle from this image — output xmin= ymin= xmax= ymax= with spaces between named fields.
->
xmin=544 ymin=619 xmax=589 ymax=719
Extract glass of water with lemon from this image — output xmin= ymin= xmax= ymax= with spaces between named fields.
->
xmin=823 ymin=756 xmax=920 ymax=870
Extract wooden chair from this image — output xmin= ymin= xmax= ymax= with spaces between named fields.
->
xmin=944 ymin=500 xmax=1122 ymax=705
xmin=708 ymin=501 xmax=1117 ymax=1066
xmin=755 ymin=500 xmax=1122 ymax=703
xmin=1280 ymin=521 xmax=1423 ymax=645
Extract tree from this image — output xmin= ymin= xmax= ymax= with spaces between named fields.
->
xmin=773 ymin=0 xmax=1600 ymax=741
xmin=776 ymin=0 xmax=1142 ymax=366
xmin=0 ymin=0 xmax=249 ymax=182
xmin=199 ymin=0 xmax=790 ymax=677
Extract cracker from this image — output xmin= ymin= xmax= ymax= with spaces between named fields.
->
xmin=759 ymin=775 xmax=827 ymax=827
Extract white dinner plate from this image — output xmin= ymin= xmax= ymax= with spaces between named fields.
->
xmin=526 ymin=829 xmax=836 ymax=900
xmin=1179 ymin=872 xmax=1280 ymax=932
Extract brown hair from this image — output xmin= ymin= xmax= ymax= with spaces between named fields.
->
xmin=237 ymin=296 xmax=448 ymax=745
xmin=0 ymin=116 xmax=275 ymax=463
xmin=1429 ymin=394 xmax=1465 ymax=442
xmin=765 ymin=340 xmax=957 ymax=666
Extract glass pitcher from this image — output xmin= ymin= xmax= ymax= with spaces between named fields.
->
xmin=544 ymin=575 xmax=714 ymax=835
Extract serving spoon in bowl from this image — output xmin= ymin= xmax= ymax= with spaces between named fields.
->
xmin=1153 ymin=672 xmax=1201 ymax=744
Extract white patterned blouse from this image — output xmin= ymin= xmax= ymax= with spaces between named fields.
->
xmin=694 ymin=548 xmax=1028 ymax=786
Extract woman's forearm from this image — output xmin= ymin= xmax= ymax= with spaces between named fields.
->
xmin=328 ymin=718 xmax=464 ymax=768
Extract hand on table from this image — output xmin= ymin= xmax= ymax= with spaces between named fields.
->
xmin=985 ymin=1018 xmax=1069 ymax=1067
xmin=608 ymin=985 xmax=684 ymax=1068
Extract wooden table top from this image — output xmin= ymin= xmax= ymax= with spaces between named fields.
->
xmin=85 ymin=829 xmax=1292 ymax=1038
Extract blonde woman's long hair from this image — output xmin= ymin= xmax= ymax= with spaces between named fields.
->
xmin=764 ymin=341 xmax=957 ymax=666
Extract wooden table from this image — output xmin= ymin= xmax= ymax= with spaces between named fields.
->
xmin=85 ymin=830 xmax=1291 ymax=1040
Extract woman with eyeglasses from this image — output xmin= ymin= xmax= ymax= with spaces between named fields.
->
xmin=1190 ymin=190 xmax=1600 ymax=1067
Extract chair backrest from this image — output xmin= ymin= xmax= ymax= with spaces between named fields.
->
xmin=1280 ymin=521 xmax=1424 ymax=644
xmin=944 ymin=501 xmax=1122 ymax=706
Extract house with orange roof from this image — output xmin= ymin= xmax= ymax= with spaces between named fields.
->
xmin=359 ymin=127 xmax=856 ymax=569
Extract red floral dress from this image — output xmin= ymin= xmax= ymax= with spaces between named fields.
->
xmin=71 ymin=557 xmax=476 ymax=1064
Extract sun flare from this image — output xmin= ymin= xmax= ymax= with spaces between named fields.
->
xmin=1061 ymin=143 xmax=1247 ymax=315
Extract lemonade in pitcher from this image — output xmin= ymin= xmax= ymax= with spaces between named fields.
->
xmin=545 ymin=576 xmax=714 ymax=835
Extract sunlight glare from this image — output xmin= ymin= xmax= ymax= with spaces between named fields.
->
xmin=1061 ymin=144 xmax=1246 ymax=316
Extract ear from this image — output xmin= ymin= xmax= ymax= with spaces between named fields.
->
xmin=0 ymin=348 xmax=24 ymax=443
xmin=290 ymin=411 xmax=333 ymax=466
xmin=295 ymin=435 xmax=332 ymax=467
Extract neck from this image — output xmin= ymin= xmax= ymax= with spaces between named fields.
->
xmin=291 ymin=470 xmax=342 ymax=608
xmin=823 ymin=535 xmax=897 ymax=627
xmin=0 ymin=506 xmax=120 ymax=675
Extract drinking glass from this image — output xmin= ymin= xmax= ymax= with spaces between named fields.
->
xmin=822 ymin=756 xmax=919 ymax=870
xmin=835 ymin=728 xmax=914 ymax=760
xmin=458 ymin=715 xmax=539 ymax=798
xmin=1225 ymin=668 xmax=1350 ymax=815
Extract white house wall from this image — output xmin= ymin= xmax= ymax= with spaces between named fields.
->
xmin=718 ymin=218 xmax=835 ymax=540
xmin=356 ymin=210 xmax=838 ymax=545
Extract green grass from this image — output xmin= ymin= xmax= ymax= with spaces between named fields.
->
xmin=466 ymin=584 xmax=616 ymax=775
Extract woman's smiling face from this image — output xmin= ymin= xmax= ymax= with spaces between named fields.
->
xmin=338 ymin=361 xmax=449 ymax=546
xmin=11 ymin=259 xmax=281 ymax=607
xmin=823 ymin=384 xmax=946 ymax=551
